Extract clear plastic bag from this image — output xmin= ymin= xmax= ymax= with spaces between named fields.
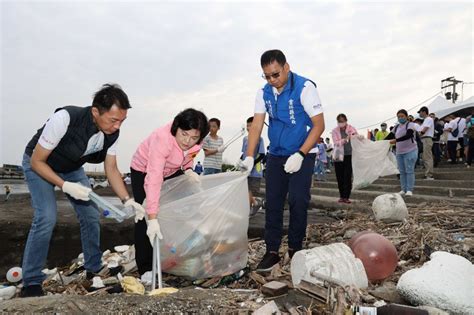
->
xmin=156 ymin=172 xmax=249 ymax=279
xmin=351 ymin=137 xmax=399 ymax=190
xmin=332 ymin=144 xmax=345 ymax=162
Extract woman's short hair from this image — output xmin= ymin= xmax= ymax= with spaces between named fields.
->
xmin=171 ymin=108 xmax=209 ymax=144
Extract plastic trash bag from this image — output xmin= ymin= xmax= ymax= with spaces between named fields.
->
xmin=351 ymin=137 xmax=399 ymax=190
xmin=155 ymin=172 xmax=249 ymax=279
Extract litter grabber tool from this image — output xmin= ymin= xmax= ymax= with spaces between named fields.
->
xmin=221 ymin=125 xmax=246 ymax=151
xmin=151 ymin=235 xmax=163 ymax=290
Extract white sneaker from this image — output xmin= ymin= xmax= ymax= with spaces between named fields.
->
xmin=424 ymin=176 xmax=434 ymax=180
xmin=405 ymin=191 xmax=413 ymax=196
xmin=447 ymin=159 xmax=452 ymax=162
xmin=399 ymin=190 xmax=406 ymax=195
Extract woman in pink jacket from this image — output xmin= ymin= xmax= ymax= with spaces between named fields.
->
xmin=331 ymin=113 xmax=358 ymax=204
xmin=130 ymin=108 xmax=209 ymax=275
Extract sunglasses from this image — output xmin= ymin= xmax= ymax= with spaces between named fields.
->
xmin=262 ymin=69 xmax=283 ymax=81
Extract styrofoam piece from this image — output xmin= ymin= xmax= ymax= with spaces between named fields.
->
xmin=91 ymin=276 xmax=105 ymax=289
xmin=372 ymin=193 xmax=408 ymax=222
xmin=0 ymin=286 xmax=17 ymax=300
xmin=6 ymin=267 xmax=22 ymax=283
xmin=114 ymin=245 xmax=130 ymax=253
xmin=397 ymin=251 xmax=474 ymax=314
xmin=291 ymin=243 xmax=368 ymax=289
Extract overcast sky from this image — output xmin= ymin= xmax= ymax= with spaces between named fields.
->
xmin=1 ymin=0 xmax=473 ymax=172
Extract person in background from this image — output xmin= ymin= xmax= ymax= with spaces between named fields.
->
xmin=194 ymin=161 xmax=203 ymax=175
xmin=203 ymin=118 xmax=225 ymax=175
xmin=413 ymin=118 xmax=424 ymax=168
xmin=241 ymin=49 xmax=325 ymax=271
xmin=466 ymin=111 xmax=474 ymax=168
xmin=432 ymin=117 xmax=444 ymax=167
xmin=385 ymin=109 xmax=418 ymax=196
xmin=376 ymin=123 xmax=389 ymax=141
xmin=458 ymin=116 xmax=467 ymax=163
xmin=241 ymin=116 xmax=266 ymax=217
xmin=325 ymin=137 xmax=333 ymax=171
xmin=371 ymin=128 xmax=379 ymax=141
xmin=444 ymin=114 xmax=461 ymax=164
xmin=129 ymin=108 xmax=209 ymax=276
xmin=418 ymin=106 xmax=434 ymax=180
xmin=408 ymin=115 xmax=415 ymax=122
xmin=4 ymin=185 xmax=11 ymax=202
xmin=314 ymin=138 xmax=327 ymax=181
xmin=331 ymin=113 xmax=359 ymax=204
xmin=20 ymin=84 xmax=146 ymax=297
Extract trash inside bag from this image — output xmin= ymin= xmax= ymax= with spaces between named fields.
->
xmin=351 ymin=137 xmax=399 ymax=190
xmin=156 ymin=172 xmax=249 ymax=279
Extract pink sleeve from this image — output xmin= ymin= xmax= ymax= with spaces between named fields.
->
xmin=144 ymin=134 xmax=170 ymax=215
xmin=332 ymin=128 xmax=345 ymax=146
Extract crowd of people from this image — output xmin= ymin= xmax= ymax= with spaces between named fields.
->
xmin=17 ymin=48 xmax=473 ymax=298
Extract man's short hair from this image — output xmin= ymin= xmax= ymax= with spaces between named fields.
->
xmin=246 ymin=116 xmax=254 ymax=124
xmin=209 ymin=118 xmax=221 ymax=128
xmin=92 ymin=83 xmax=131 ymax=113
xmin=261 ymin=49 xmax=286 ymax=67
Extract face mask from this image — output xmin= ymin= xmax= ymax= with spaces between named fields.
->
xmin=381 ymin=127 xmax=387 ymax=131
xmin=338 ymin=122 xmax=347 ymax=128
xmin=398 ymin=118 xmax=407 ymax=124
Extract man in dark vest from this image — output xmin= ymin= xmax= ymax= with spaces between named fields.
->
xmin=20 ymin=84 xmax=146 ymax=297
xmin=241 ymin=50 xmax=325 ymax=271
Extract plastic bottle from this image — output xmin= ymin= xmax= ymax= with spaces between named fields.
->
xmin=90 ymin=192 xmax=134 ymax=222
xmin=6 ymin=267 xmax=22 ymax=283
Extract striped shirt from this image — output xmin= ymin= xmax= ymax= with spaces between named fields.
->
xmin=202 ymin=135 xmax=224 ymax=170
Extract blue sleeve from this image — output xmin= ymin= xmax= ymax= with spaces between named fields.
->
xmin=258 ymin=138 xmax=265 ymax=154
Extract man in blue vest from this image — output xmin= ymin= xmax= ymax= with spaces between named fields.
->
xmin=20 ymin=84 xmax=146 ymax=297
xmin=241 ymin=50 xmax=325 ymax=271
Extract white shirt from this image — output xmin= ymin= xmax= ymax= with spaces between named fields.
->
xmin=458 ymin=118 xmax=467 ymax=138
xmin=445 ymin=118 xmax=460 ymax=141
xmin=254 ymin=81 xmax=323 ymax=118
xmin=38 ymin=109 xmax=118 ymax=156
xmin=420 ymin=116 xmax=434 ymax=138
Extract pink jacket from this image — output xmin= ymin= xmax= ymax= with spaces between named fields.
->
xmin=130 ymin=122 xmax=202 ymax=215
xmin=331 ymin=124 xmax=358 ymax=160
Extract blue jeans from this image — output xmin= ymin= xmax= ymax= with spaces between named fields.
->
xmin=313 ymin=159 xmax=326 ymax=181
xmin=265 ymin=153 xmax=316 ymax=252
xmin=21 ymin=154 xmax=102 ymax=287
xmin=203 ymin=167 xmax=221 ymax=175
xmin=396 ymin=149 xmax=417 ymax=192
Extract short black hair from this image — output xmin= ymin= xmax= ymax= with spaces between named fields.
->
xmin=261 ymin=49 xmax=286 ymax=67
xmin=92 ymin=83 xmax=131 ymax=113
xmin=246 ymin=116 xmax=254 ymax=123
xmin=171 ymin=108 xmax=209 ymax=144
xmin=209 ymin=118 xmax=221 ymax=128
xmin=397 ymin=109 xmax=409 ymax=117
xmin=336 ymin=113 xmax=347 ymax=122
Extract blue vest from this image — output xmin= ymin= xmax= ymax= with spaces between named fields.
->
xmin=262 ymin=72 xmax=314 ymax=156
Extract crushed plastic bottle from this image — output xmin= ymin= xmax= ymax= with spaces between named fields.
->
xmin=89 ymin=192 xmax=134 ymax=222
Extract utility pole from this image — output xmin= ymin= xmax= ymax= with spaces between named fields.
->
xmin=441 ymin=76 xmax=463 ymax=103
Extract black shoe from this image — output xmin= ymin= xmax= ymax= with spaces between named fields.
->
xmin=256 ymin=252 xmax=280 ymax=272
xmin=20 ymin=285 xmax=44 ymax=298
xmin=288 ymin=248 xmax=301 ymax=259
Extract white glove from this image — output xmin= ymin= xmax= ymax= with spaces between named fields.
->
xmin=238 ymin=156 xmax=254 ymax=172
xmin=146 ymin=219 xmax=163 ymax=244
xmin=284 ymin=153 xmax=304 ymax=174
xmin=184 ymin=169 xmax=201 ymax=183
xmin=124 ymin=198 xmax=146 ymax=223
xmin=217 ymin=145 xmax=226 ymax=153
xmin=62 ymin=181 xmax=91 ymax=201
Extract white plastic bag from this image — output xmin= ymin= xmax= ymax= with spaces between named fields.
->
xmin=156 ymin=172 xmax=249 ymax=279
xmin=351 ymin=137 xmax=399 ymax=190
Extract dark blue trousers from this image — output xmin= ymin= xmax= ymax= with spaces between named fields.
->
xmin=264 ymin=153 xmax=316 ymax=252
